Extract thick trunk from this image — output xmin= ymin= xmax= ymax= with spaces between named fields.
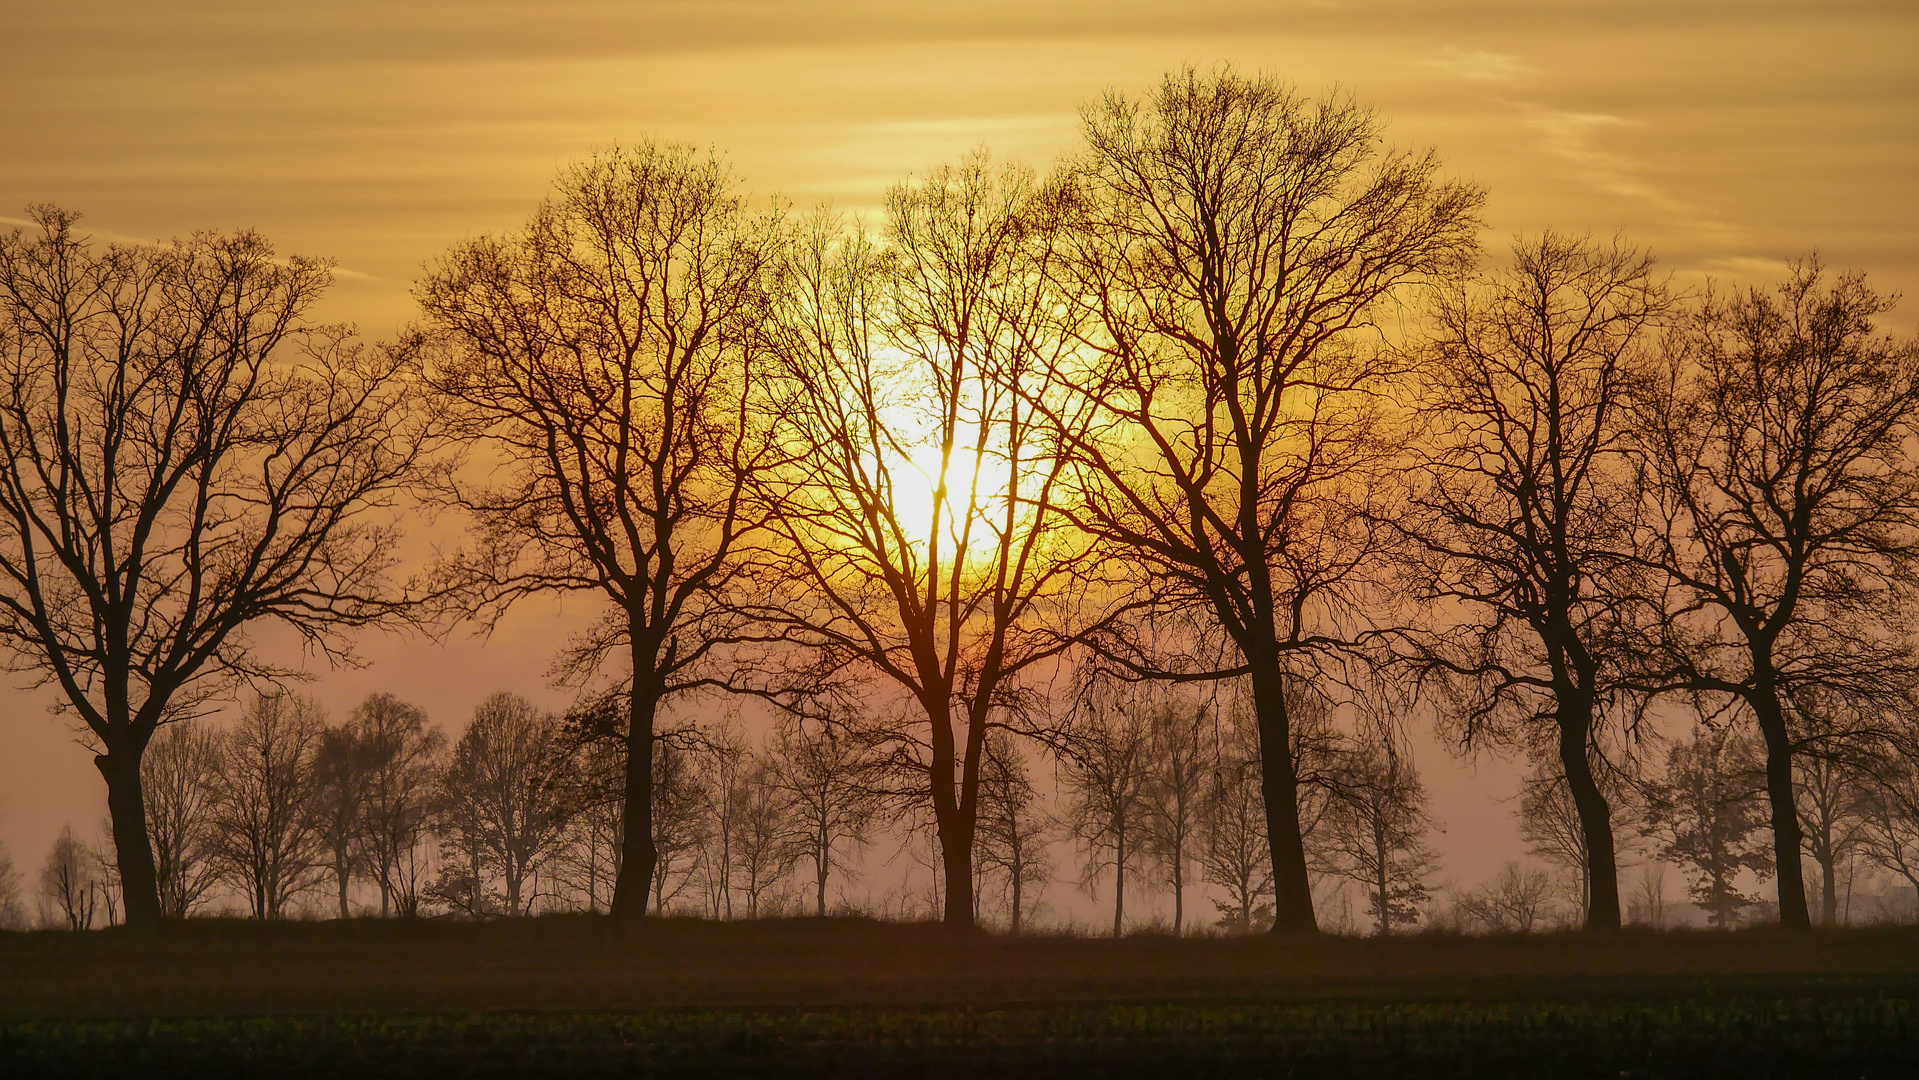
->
xmin=1557 ymin=706 xmax=1621 ymax=932
xmin=929 ymin=698 xmax=978 ymax=933
xmin=1249 ymin=664 xmax=1317 ymax=935
xmin=334 ymin=860 xmax=350 ymax=920
xmin=1113 ymin=825 xmax=1126 ymax=938
xmin=1750 ymin=682 xmax=1812 ymax=932
xmin=95 ymin=750 xmax=163 ymax=933
xmin=610 ymin=651 xmax=661 ymax=925
xmin=937 ymin=818 xmax=976 ymax=931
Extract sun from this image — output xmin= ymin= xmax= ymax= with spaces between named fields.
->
xmin=886 ymin=435 xmax=1017 ymax=563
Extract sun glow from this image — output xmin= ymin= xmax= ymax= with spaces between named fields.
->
xmin=886 ymin=434 xmax=1021 ymax=563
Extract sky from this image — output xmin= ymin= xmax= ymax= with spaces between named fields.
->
xmin=1 ymin=0 xmax=1916 ymax=916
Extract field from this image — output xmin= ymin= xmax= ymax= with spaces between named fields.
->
xmin=2 ymin=917 xmax=1916 ymax=1077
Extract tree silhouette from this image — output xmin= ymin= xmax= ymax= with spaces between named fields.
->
xmin=1642 ymin=725 xmax=1772 ymax=928
xmin=1141 ymin=696 xmax=1210 ymax=934
xmin=767 ymin=714 xmax=879 ymax=916
xmin=1058 ymin=696 xmax=1150 ymax=937
xmin=38 ymin=825 xmax=97 ymax=931
xmin=755 ymin=157 xmax=1099 ymax=931
xmin=417 ymin=142 xmax=785 ymax=924
xmin=1041 ymin=66 xmax=1482 ymax=934
xmin=1636 ymin=261 xmax=1919 ymax=931
xmin=207 ymin=692 xmax=327 ymax=920
xmin=0 ymin=208 xmax=436 ymax=931
xmin=1406 ymin=231 xmax=1668 ymax=932
xmin=1319 ymin=741 xmax=1439 ymax=935
xmin=436 ymin=692 xmax=578 ymax=916
xmin=349 ymin=693 xmax=444 ymax=918
xmin=312 ymin=720 xmax=374 ymax=918
xmin=973 ymin=731 xmax=1052 ymax=934
xmin=141 ymin=722 xmax=222 ymax=919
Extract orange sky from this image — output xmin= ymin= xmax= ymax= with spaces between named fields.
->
xmin=3 ymin=0 xmax=1916 ymax=912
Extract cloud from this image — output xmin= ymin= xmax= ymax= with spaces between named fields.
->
xmin=1517 ymin=106 xmax=1665 ymax=203
xmin=1424 ymin=47 xmax=1535 ymax=85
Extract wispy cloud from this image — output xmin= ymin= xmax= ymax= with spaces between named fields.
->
xmin=1519 ymin=106 xmax=1662 ymax=202
xmin=1424 ymin=47 xmax=1536 ymax=85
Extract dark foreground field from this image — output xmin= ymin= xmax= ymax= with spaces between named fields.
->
xmin=2 ymin=918 xmax=1915 ymax=1078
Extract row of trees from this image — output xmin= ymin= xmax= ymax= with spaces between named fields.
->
xmin=2 ymin=64 xmax=1916 ymax=936
xmin=0 ymin=683 xmax=1436 ymax=934
xmin=9 ymin=681 xmax=1919 ymax=934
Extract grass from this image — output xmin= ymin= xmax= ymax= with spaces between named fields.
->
xmin=2 ymin=917 xmax=1916 ymax=1076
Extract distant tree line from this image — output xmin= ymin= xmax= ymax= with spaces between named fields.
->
xmin=7 ymin=672 xmax=1919 ymax=933
xmin=2 ymin=63 xmax=1917 ymax=938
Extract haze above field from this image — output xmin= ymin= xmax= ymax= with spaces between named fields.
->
xmin=1 ymin=0 xmax=1915 ymax=916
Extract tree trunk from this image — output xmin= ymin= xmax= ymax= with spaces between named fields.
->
xmin=1374 ymin=853 xmax=1390 ymax=937
xmin=1557 ymin=708 xmax=1621 ymax=932
xmin=1172 ymin=861 xmax=1183 ymax=936
xmin=95 ymin=750 xmax=163 ymax=933
xmin=1750 ymin=680 xmax=1813 ymax=932
xmin=335 ymin=859 xmax=350 ymax=920
xmin=464 ymin=840 xmax=479 ymax=916
xmin=1010 ymin=862 xmax=1023 ymax=936
xmin=1113 ymin=823 xmax=1126 ymax=938
xmin=1249 ymin=664 xmax=1317 ymax=935
xmin=816 ymin=847 xmax=829 ymax=917
xmin=937 ymin=818 xmax=976 ymax=931
xmin=929 ymin=698 xmax=978 ymax=933
xmin=610 ymin=646 xmax=661 ymax=926
xmin=1819 ymin=855 xmax=1838 ymax=929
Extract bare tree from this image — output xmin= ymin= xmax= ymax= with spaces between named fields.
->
xmin=1456 ymin=861 xmax=1559 ymax=933
xmin=1141 ymin=697 xmax=1210 ymax=934
xmin=1319 ymin=742 xmax=1439 ymax=936
xmin=1853 ymin=747 xmax=1919 ymax=908
xmin=141 ymin=722 xmax=222 ymax=919
xmin=1634 ymin=261 xmax=1919 ymax=931
xmin=312 ymin=722 xmax=373 ymax=918
xmin=756 ymin=155 xmax=1098 ymax=932
xmin=437 ymin=692 xmax=579 ymax=916
xmin=727 ymin=756 xmax=799 ymax=919
xmin=1043 ymin=66 xmax=1483 ymax=935
xmin=1058 ymin=698 xmax=1150 ymax=937
xmin=1201 ymin=708 xmax=1274 ymax=933
xmin=767 ymin=714 xmax=878 ymax=916
xmin=39 ymin=824 xmax=97 ymax=930
xmin=350 ymin=693 xmax=444 ymax=917
xmin=0 ymin=208 xmax=437 ymax=931
xmin=1627 ymin=863 xmax=1671 ymax=928
xmin=417 ymin=142 xmax=785 ymax=924
xmin=1405 ymin=231 xmax=1668 ymax=933
xmin=650 ymin=735 xmax=708 ymax=913
xmin=1641 ymin=725 xmax=1773 ymax=928
xmin=0 ymin=839 xmax=23 ymax=930
xmin=208 ymin=691 xmax=327 ymax=920
xmin=973 ymin=731 xmax=1052 ymax=934
xmin=696 ymin=722 xmax=751 ymax=919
